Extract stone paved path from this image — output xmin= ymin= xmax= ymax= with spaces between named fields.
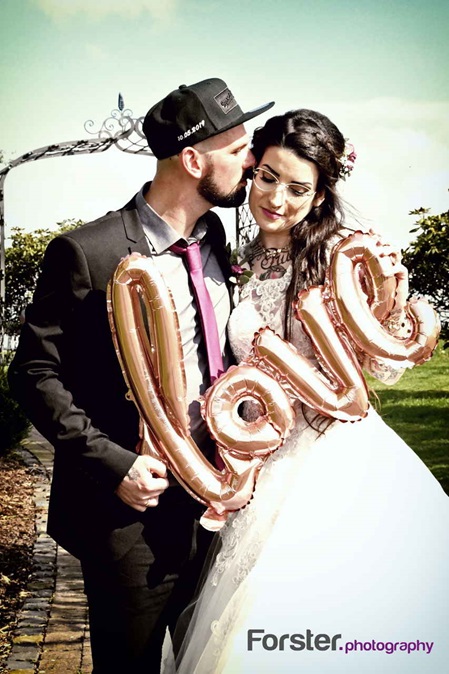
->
xmin=5 ymin=428 xmax=92 ymax=674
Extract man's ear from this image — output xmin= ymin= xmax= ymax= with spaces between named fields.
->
xmin=179 ymin=146 xmax=206 ymax=179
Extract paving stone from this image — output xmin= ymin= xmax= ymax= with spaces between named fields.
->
xmin=26 ymin=580 xmax=54 ymax=592
xmin=17 ymin=619 xmax=47 ymax=630
xmin=5 ymin=432 xmax=91 ymax=674
xmin=20 ymin=600 xmax=48 ymax=611
xmin=52 ymin=616 xmax=85 ymax=627
xmin=7 ymin=664 xmax=36 ymax=672
xmin=15 ymin=624 xmax=46 ymax=633
xmin=33 ymin=557 xmax=55 ymax=566
xmin=12 ymin=634 xmax=44 ymax=645
xmin=32 ymin=552 xmax=55 ymax=561
xmin=17 ymin=611 xmax=47 ymax=621
xmin=38 ymin=648 xmax=83 ymax=672
xmin=8 ymin=643 xmax=40 ymax=662
xmin=42 ymin=629 xmax=85 ymax=645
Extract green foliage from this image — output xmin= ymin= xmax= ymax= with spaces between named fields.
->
xmin=2 ymin=219 xmax=83 ymax=336
xmin=0 ymin=356 xmax=30 ymax=456
xmin=402 ymin=206 xmax=449 ymax=345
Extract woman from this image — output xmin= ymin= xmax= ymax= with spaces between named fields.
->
xmin=170 ymin=110 xmax=449 ymax=673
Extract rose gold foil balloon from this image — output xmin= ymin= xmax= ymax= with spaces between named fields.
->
xmin=201 ymin=363 xmax=295 ymax=456
xmin=328 ymin=231 xmax=440 ymax=366
xmin=107 ymin=253 xmax=295 ymax=530
xmin=252 ymin=321 xmax=369 ymax=422
xmin=107 ymin=252 xmax=189 ymax=434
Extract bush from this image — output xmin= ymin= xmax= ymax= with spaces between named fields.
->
xmin=402 ymin=207 xmax=449 ymax=347
xmin=3 ymin=220 xmax=83 ymax=338
xmin=0 ymin=355 xmax=30 ymax=456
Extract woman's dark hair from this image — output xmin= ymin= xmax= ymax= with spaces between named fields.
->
xmin=251 ymin=109 xmax=347 ymax=432
xmin=251 ymin=109 xmax=346 ymax=341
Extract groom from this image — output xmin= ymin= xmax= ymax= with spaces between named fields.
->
xmin=8 ymin=78 xmax=273 ymax=672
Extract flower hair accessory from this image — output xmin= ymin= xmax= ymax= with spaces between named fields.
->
xmin=339 ymin=140 xmax=357 ymax=180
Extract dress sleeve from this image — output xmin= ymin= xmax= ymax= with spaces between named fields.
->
xmin=361 ymin=356 xmax=406 ymax=385
xmin=360 ymin=308 xmax=415 ymax=385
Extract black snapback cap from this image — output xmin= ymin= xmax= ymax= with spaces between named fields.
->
xmin=143 ymin=78 xmax=274 ymax=159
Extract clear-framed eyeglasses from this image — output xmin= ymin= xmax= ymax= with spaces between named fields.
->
xmin=252 ymin=167 xmax=316 ymax=201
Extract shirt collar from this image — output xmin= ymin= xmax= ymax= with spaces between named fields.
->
xmin=136 ymin=184 xmax=208 ymax=254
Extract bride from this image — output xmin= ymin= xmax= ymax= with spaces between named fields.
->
xmin=169 ymin=109 xmax=449 ymax=673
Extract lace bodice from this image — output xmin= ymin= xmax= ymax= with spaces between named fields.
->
xmin=228 ymin=265 xmax=317 ymax=365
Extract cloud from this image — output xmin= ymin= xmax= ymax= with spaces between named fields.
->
xmin=328 ymin=98 xmax=449 ymax=149
xmin=306 ymin=98 xmax=449 ymax=247
xmin=33 ymin=0 xmax=179 ymax=22
xmin=83 ymin=43 xmax=109 ymax=61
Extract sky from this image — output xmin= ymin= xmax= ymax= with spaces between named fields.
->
xmin=1 ymin=0 xmax=448 ymax=249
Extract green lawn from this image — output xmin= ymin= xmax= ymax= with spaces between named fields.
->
xmin=366 ymin=343 xmax=449 ymax=494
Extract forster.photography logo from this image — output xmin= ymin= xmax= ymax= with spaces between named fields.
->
xmin=247 ymin=629 xmax=434 ymax=657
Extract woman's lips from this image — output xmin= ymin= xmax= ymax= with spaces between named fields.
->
xmin=261 ymin=207 xmax=283 ymax=220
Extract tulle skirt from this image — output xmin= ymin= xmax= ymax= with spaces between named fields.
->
xmin=168 ymin=407 xmax=449 ymax=674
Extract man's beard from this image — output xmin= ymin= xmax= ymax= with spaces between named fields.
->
xmin=197 ymin=160 xmax=247 ymax=208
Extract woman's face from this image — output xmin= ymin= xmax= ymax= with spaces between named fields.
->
xmin=249 ymin=146 xmax=324 ymax=240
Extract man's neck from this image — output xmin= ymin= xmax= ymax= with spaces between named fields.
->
xmin=145 ymin=179 xmax=209 ymax=239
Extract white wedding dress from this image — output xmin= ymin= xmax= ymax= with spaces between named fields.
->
xmin=171 ymin=266 xmax=449 ymax=674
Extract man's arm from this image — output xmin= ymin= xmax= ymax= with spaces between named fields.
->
xmin=8 ymin=233 xmax=168 ymax=506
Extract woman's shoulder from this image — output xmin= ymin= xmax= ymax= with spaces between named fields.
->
xmin=330 ymin=226 xmax=390 ymax=249
xmin=323 ymin=227 xmax=361 ymax=264
xmin=327 ymin=226 xmax=361 ymax=251
xmin=335 ymin=226 xmax=360 ymax=241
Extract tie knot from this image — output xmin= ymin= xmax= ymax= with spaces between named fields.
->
xmin=171 ymin=241 xmax=202 ymax=273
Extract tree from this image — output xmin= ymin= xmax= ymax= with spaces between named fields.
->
xmin=2 ymin=220 xmax=82 ymax=337
xmin=402 ymin=206 xmax=449 ymax=345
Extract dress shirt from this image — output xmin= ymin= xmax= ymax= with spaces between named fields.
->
xmin=135 ymin=186 xmax=231 ymax=450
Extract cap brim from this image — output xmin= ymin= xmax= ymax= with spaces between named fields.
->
xmin=239 ymin=101 xmax=275 ymax=125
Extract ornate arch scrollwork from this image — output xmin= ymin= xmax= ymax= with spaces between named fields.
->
xmin=83 ymin=101 xmax=149 ymax=155
xmin=0 ymin=95 xmax=154 ymax=352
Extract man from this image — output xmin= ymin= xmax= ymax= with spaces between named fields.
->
xmin=8 ymin=78 xmax=273 ymax=672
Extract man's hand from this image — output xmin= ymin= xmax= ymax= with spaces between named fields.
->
xmin=115 ymin=455 xmax=169 ymax=511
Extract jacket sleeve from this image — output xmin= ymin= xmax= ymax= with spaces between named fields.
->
xmin=8 ymin=234 xmax=137 ymax=491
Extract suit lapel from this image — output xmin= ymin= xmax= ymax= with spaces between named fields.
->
xmin=120 ymin=194 xmax=151 ymax=256
xmin=204 ymin=213 xmax=234 ymax=307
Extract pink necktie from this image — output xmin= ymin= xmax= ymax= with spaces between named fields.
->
xmin=170 ymin=241 xmax=224 ymax=384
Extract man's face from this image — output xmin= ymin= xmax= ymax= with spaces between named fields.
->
xmin=196 ymin=125 xmax=255 ymax=208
